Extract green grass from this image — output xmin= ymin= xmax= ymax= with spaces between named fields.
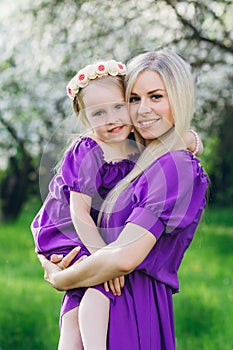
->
xmin=0 ymin=198 xmax=62 ymax=350
xmin=174 ymin=206 xmax=233 ymax=350
xmin=0 ymin=201 xmax=232 ymax=349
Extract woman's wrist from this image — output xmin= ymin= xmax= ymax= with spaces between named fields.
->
xmin=189 ymin=129 xmax=200 ymax=155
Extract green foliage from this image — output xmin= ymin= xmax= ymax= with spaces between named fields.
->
xmin=0 ymin=200 xmax=232 ymax=349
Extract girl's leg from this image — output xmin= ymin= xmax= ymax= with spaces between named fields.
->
xmin=79 ymin=288 xmax=110 ymax=350
xmin=58 ymin=306 xmax=84 ymax=350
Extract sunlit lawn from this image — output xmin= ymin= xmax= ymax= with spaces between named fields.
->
xmin=174 ymin=206 xmax=233 ymax=350
xmin=0 ymin=199 xmax=62 ymax=349
xmin=0 ymin=200 xmax=232 ymax=349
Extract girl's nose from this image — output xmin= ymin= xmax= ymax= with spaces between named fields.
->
xmin=105 ymin=112 xmax=119 ymax=124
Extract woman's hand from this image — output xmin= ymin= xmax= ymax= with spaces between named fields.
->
xmin=184 ymin=130 xmax=203 ymax=156
xmin=104 ymin=276 xmax=125 ymax=296
xmin=37 ymin=247 xmax=81 ymax=290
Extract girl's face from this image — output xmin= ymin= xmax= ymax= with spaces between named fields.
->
xmin=129 ymin=70 xmax=174 ymax=145
xmin=83 ymin=81 xmax=132 ymax=143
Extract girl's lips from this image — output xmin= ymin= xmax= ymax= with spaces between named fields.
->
xmin=108 ymin=125 xmax=124 ymax=133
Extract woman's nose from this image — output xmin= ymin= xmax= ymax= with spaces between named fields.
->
xmin=138 ymin=99 xmax=151 ymax=115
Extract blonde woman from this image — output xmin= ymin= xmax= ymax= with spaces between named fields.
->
xmin=39 ymin=49 xmax=209 ymax=350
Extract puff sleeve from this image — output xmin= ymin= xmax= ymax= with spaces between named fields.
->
xmin=60 ymin=137 xmax=103 ymax=198
xmin=126 ymin=151 xmax=209 ymax=239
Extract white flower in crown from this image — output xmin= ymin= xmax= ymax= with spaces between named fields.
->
xmin=66 ymin=60 xmax=127 ymax=99
xmin=66 ymin=77 xmax=79 ymax=99
xmin=116 ymin=62 xmax=127 ymax=75
xmin=84 ymin=64 xmax=98 ymax=80
xmin=106 ymin=60 xmax=120 ymax=76
xmin=76 ymin=70 xmax=89 ymax=88
xmin=96 ymin=62 xmax=108 ymax=76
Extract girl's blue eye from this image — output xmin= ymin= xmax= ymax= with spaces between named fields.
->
xmin=114 ymin=103 xmax=125 ymax=111
xmin=129 ymin=96 xmax=140 ymax=103
xmin=93 ymin=110 xmax=105 ymax=117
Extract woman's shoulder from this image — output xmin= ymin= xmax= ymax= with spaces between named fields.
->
xmin=155 ymin=149 xmax=198 ymax=166
xmin=147 ymin=150 xmax=209 ymax=183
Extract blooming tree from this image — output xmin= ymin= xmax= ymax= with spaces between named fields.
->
xmin=0 ymin=0 xmax=232 ymax=220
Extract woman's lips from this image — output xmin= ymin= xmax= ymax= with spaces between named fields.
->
xmin=137 ymin=119 xmax=160 ymax=128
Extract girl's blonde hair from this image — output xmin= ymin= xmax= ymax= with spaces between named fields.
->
xmin=98 ymin=49 xmax=195 ymax=220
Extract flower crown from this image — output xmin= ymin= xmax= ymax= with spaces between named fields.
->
xmin=66 ymin=60 xmax=127 ymax=100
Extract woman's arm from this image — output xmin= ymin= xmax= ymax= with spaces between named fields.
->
xmin=70 ymin=191 xmax=106 ymax=253
xmin=39 ymin=223 xmax=156 ymax=291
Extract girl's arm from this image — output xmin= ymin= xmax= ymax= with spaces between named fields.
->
xmin=39 ymin=222 xmax=156 ymax=291
xmin=70 ymin=191 xmax=106 ymax=254
xmin=70 ymin=190 xmax=125 ymax=295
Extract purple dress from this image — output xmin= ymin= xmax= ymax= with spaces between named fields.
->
xmin=31 ymin=136 xmax=138 ymax=318
xmin=99 ymin=150 xmax=209 ymax=350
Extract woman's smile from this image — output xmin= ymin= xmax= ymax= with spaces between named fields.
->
xmin=137 ymin=117 xmax=161 ymax=128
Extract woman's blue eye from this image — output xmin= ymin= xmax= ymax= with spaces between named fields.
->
xmin=152 ymin=94 xmax=163 ymax=100
xmin=129 ymin=96 xmax=140 ymax=103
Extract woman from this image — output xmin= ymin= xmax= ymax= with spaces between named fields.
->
xmin=39 ymin=48 xmax=209 ymax=349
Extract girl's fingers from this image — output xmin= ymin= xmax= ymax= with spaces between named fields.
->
xmin=50 ymin=254 xmax=63 ymax=263
xmin=59 ymin=247 xmax=81 ymax=269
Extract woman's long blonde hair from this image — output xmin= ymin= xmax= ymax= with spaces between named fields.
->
xmin=98 ymin=48 xmax=195 ymax=221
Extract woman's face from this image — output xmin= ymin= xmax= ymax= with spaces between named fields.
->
xmin=129 ymin=70 xmax=174 ymax=145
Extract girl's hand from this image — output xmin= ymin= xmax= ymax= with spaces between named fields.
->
xmin=50 ymin=247 xmax=84 ymax=269
xmin=104 ymin=276 xmax=125 ymax=296
xmin=37 ymin=247 xmax=81 ymax=290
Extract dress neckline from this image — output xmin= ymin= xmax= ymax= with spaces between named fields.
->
xmin=81 ymin=136 xmax=139 ymax=166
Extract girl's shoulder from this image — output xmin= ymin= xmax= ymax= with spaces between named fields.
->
xmin=73 ymin=135 xmax=100 ymax=149
xmin=61 ymin=136 xmax=105 ymax=168
xmin=71 ymin=135 xmax=103 ymax=156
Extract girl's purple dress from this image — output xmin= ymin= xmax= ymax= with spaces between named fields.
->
xmin=99 ymin=150 xmax=209 ymax=350
xmin=31 ymin=136 xmax=138 ymax=319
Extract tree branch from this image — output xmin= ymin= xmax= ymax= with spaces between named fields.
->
xmin=164 ymin=0 xmax=233 ymax=53
xmin=0 ymin=113 xmax=26 ymax=154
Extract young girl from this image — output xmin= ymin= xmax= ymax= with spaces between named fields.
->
xmin=31 ymin=59 xmax=201 ymax=350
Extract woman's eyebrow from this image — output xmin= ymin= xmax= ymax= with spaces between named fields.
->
xmin=131 ymin=88 xmax=165 ymax=95
xmin=148 ymin=89 xmax=165 ymax=94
